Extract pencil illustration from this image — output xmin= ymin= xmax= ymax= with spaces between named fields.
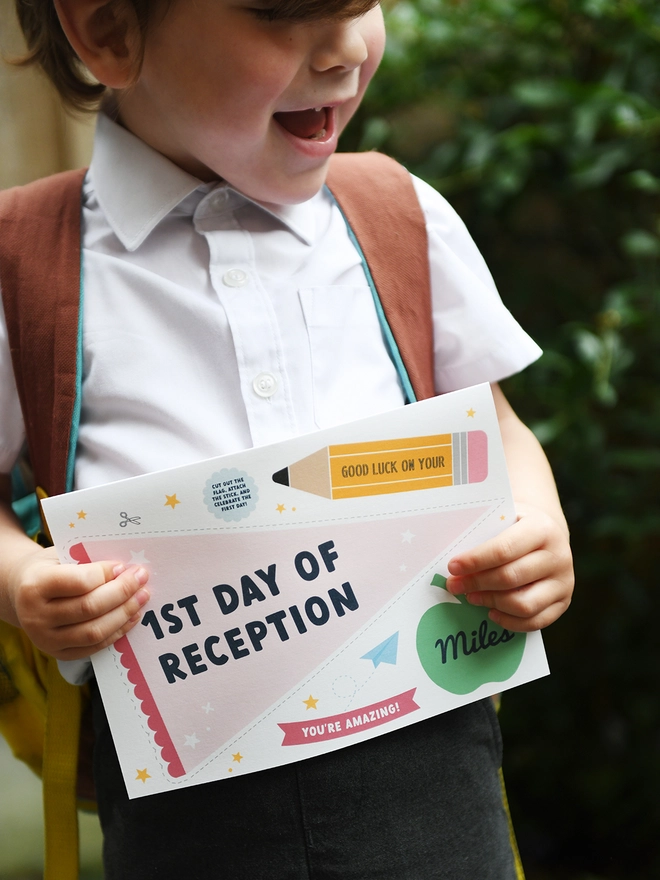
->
xmin=272 ymin=431 xmax=488 ymax=500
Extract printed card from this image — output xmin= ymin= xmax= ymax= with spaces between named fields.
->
xmin=43 ymin=383 xmax=548 ymax=799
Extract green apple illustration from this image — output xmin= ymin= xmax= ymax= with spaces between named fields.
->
xmin=416 ymin=574 xmax=526 ymax=695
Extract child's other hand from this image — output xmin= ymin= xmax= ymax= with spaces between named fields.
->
xmin=8 ymin=546 xmax=150 ymax=660
xmin=446 ymin=504 xmax=573 ymax=632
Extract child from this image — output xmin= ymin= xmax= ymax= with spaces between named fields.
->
xmin=0 ymin=0 xmax=574 ymax=877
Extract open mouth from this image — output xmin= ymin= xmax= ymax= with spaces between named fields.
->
xmin=273 ymin=107 xmax=329 ymax=140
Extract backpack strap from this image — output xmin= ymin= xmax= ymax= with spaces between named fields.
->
xmin=0 ymin=168 xmax=86 ymax=499
xmin=327 ymin=152 xmax=435 ymax=402
xmin=0 ymin=168 xmax=87 ymax=880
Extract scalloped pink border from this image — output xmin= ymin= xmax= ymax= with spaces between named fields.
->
xmin=70 ymin=543 xmax=185 ymax=779
xmin=69 ymin=542 xmax=92 ymax=565
xmin=114 ymin=636 xmax=186 ymax=778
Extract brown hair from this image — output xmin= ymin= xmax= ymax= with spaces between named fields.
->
xmin=12 ymin=0 xmax=381 ymax=112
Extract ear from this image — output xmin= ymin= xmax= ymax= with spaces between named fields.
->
xmin=54 ymin=0 xmax=141 ymax=89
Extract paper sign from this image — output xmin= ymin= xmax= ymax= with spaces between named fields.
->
xmin=42 ymin=383 xmax=548 ymax=799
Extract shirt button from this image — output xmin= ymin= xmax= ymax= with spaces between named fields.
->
xmin=223 ymin=268 xmax=248 ymax=288
xmin=252 ymin=372 xmax=278 ymax=398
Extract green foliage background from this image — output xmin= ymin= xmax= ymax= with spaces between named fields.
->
xmin=343 ymin=1 xmax=660 ymax=877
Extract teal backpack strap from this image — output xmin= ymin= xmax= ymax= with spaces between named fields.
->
xmin=326 ymin=152 xmax=435 ymax=403
xmin=0 ymin=169 xmax=86 ymax=524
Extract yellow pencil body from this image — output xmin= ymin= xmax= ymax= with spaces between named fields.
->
xmin=272 ymin=432 xmax=488 ymax=500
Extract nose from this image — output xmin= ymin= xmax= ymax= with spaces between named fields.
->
xmin=310 ymin=19 xmax=369 ymax=73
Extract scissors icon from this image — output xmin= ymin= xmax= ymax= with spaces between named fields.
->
xmin=119 ymin=512 xmax=142 ymax=528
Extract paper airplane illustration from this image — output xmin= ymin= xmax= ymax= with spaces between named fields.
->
xmin=361 ymin=633 xmax=399 ymax=668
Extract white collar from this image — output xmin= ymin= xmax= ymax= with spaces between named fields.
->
xmin=89 ymin=111 xmax=317 ymax=251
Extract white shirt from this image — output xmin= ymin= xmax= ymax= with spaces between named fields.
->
xmin=0 ymin=111 xmax=541 ymax=491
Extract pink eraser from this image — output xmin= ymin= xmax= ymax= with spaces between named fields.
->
xmin=468 ymin=430 xmax=488 ymax=483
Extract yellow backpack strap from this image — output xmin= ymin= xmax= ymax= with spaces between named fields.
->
xmin=43 ymin=659 xmax=82 ymax=880
xmin=499 ymin=767 xmax=526 ymax=880
xmin=0 ymin=623 xmax=83 ymax=879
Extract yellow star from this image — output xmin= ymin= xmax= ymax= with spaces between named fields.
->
xmin=232 ymin=752 xmax=243 ymax=763
xmin=77 ymin=510 xmax=87 ymax=519
xmin=466 ymin=408 xmax=476 ymax=418
xmin=500 ymin=515 xmax=506 ymax=521
xmin=68 ymin=522 xmax=75 ymax=529
xmin=303 ymin=695 xmax=319 ymax=710
xmin=276 ymin=503 xmax=286 ymax=514
xmin=165 ymin=494 xmax=181 ymax=509
xmin=135 ymin=768 xmax=151 ymax=783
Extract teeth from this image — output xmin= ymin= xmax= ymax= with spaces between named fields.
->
xmin=308 ymin=129 xmax=327 ymax=140
xmin=314 ymin=107 xmax=322 ymax=112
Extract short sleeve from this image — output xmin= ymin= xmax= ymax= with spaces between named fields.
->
xmin=0 ymin=283 xmax=27 ymax=472
xmin=411 ymin=175 xmax=542 ymax=393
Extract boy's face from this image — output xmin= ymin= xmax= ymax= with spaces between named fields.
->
xmin=117 ymin=1 xmax=385 ymax=204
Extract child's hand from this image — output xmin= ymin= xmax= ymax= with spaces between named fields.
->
xmin=446 ymin=503 xmax=573 ymax=632
xmin=8 ymin=546 xmax=150 ymax=660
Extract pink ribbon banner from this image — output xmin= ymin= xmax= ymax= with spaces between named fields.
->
xmin=278 ymin=689 xmax=420 ymax=746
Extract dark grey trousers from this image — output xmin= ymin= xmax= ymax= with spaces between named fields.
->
xmin=91 ymin=684 xmax=519 ymax=879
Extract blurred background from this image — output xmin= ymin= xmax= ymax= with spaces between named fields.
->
xmin=0 ymin=0 xmax=93 ymax=188
xmin=1 ymin=0 xmax=659 ymax=877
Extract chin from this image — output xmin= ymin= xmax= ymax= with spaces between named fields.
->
xmin=270 ymin=165 xmax=332 ymax=206
xmin=223 ymin=156 xmax=332 ymax=206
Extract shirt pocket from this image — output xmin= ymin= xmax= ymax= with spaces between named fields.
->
xmin=299 ymin=285 xmax=405 ymax=430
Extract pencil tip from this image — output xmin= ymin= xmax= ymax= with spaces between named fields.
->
xmin=272 ymin=467 xmax=290 ymax=487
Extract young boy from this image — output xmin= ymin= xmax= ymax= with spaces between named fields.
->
xmin=0 ymin=0 xmax=574 ymax=877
